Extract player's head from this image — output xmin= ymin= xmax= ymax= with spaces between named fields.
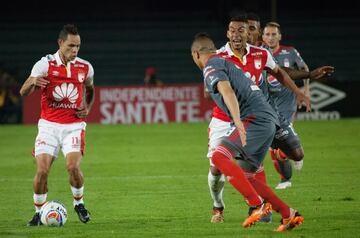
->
xmin=191 ymin=32 xmax=216 ymax=69
xmin=227 ymin=14 xmax=248 ymax=52
xmin=58 ymin=24 xmax=81 ymax=62
xmin=246 ymin=12 xmax=261 ymax=45
xmin=262 ymin=22 xmax=282 ymax=50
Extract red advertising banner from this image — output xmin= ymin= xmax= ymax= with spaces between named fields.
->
xmin=23 ymin=84 xmax=214 ymax=124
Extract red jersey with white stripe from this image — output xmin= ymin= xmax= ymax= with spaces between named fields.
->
xmin=30 ymin=51 xmax=94 ymax=124
xmin=212 ymin=43 xmax=276 ymax=122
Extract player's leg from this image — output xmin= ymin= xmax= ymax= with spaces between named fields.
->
xmin=213 ymin=126 xmax=271 ymax=228
xmin=269 ymin=148 xmax=285 ymax=179
xmin=207 ymin=118 xmax=231 ymax=223
xmin=65 ymin=152 xmax=90 ymax=223
xmin=238 ymin=120 xmax=303 ymax=231
xmin=208 ymin=166 xmax=225 ymax=223
xmin=28 ymin=119 xmax=60 ymax=226
xmin=236 ymin=119 xmax=276 ymax=225
xmin=28 ymin=154 xmax=54 ymax=226
xmin=63 ymin=122 xmax=90 ymax=223
xmin=272 ymin=123 xmax=304 ymax=189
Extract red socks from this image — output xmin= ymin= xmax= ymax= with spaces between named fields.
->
xmin=247 ymin=176 xmax=290 ymax=218
xmin=270 ymin=148 xmax=285 ymax=180
xmin=211 ymin=146 xmax=262 ymax=207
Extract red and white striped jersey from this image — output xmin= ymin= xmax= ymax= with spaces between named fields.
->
xmin=30 ymin=51 xmax=94 ymax=124
xmin=212 ymin=43 xmax=276 ymax=122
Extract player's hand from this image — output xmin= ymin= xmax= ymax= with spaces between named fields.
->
xmin=32 ymin=77 xmax=49 ymax=88
xmin=296 ymin=92 xmax=311 ymax=112
xmin=76 ymin=106 xmax=89 ymax=118
xmin=309 ymin=66 xmax=335 ymax=80
xmin=293 ymin=160 xmax=303 ymax=172
xmin=236 ymin=123 xmax=247 ymax=146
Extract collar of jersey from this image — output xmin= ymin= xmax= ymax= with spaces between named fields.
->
xmin=224 ymin=42 xmax=250 ymax=65
xmin=54 ymin=51 xmax=76 ymax=66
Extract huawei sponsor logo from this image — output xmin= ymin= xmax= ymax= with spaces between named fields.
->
xmin=49 ymin=83 xmax=79 ymax=108
xmin=52 ymin=83 xmax=79 ymax=103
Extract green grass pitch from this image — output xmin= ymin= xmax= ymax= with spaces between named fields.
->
xmin=0 ymin=119 xmax=359 ymax=237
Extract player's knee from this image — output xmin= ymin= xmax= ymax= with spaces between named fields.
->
xmin=210 ymin=165 xmax=222 ymax=176
xmin=66 ymin=164 xmax=81 ymax=175
xmin=36 ymin=168 xmax=49 ymax=180
xmin=210 ymin=152 xmax=221 ymax=167
xmin=291 ymin=148 xmax=304 ymax=161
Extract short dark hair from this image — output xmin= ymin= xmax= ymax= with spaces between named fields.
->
xmin=247 ymin=12 xmax=261 ymax=23
xmin=191 ymin=32 xmax=216 ymax=53
xmin=58 ymin=24 xmax=79 ymax=40
xmin=229 ymin=13 xmax=248 ymax=24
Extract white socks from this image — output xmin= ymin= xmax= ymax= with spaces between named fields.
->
xmin=71 ymin=186 xmax=84 ymax=206
xmin=208 ymin=170 xmax=225 ymax=208
xmin=33 ymin=193 xmax=47 ymax=213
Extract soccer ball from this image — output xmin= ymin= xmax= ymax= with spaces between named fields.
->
xmin=40 ymin=200 xmax=68 ymax=227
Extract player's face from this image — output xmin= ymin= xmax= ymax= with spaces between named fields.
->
xmin=227 ymin=21 xmax=248 ymax=52
xmin=262 ymin=26 xmax=281 ymax=49
xmin=247 ymin=20 xmax=261 ymax=45
xmin=58 ymin=34 xmax=81 ymax=62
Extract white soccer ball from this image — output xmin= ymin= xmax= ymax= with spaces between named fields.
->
xmin=40 ymin=200 xmax=68 ymax=227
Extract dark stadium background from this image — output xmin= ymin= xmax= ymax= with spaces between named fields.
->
xmin=1 ymin=0 xmax=359 ymax=123
xmin=1 ymin=0 xmax=358 ymax=85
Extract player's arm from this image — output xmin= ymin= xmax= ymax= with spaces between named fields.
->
xmin=216 ymin=80 xmax=246 ymax=146
xmin=76 ymin=77 xmax=95 ymax=119
xmin=269 ymin=66 xmax=311 ymax=112
xmin=19 ymin=76 xmax=49 ymax=96
xmin=302 ymin=63 xmax=310 ymax=97
xmin=76 ymin=64 xmax=95 ymax=118
xmin=84 ymin=78 xmax=95 ymax=112
xmin=281 ymin=66 xmax=335 ymax=81
xmin=204 ymin=86 xmax=212 ymax=100
xmin=294 ymin=49 xmax=310 ymax=97
xmin=20 ymin=58 xmax=49 ymax=96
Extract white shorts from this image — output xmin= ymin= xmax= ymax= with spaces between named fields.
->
xmin=207 ymin=117 xmax=232 ymax=165
xmin=34 ymin=119 xmax=87 ymax=159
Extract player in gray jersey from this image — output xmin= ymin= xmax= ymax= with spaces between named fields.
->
xmin=192 ymin=32 xmax=305 ymax=232
xmin=251 ymin=17 xmax=334 ymax=190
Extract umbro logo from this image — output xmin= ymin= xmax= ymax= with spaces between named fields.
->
xmin=304 ymin=82 xmax=346 ymax=110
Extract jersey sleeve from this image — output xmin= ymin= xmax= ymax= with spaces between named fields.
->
xmin=30 ymin=57 xmax=49 ymax=77
xmin=292 ymin=48 xmax=306 ymax=69
xmin=203 ymin=57 xmax=229 ymax=93
xmin=264 ymin=49 xmax=277 ymax=70
xmin=86 ymin=62 xmax=94 ymax=85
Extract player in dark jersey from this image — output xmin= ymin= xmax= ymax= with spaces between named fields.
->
xmin=206 ymin=13 xmax=335 ymax=224
xmin=207 ymin=14 xmax=311 ymax=224
xmin=263 ymin=21 xmax=314 ymax=189
xmin=248 ymin=16 xmax=334 ymax=189
xmin=192 ymin=32 xmax=304 ymax=232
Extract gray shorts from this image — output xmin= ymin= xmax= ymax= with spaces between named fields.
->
xmin=219 ymin=117 xmax=276 ymax=171
xmin=271 ymin=123 xmax=301 ymax=155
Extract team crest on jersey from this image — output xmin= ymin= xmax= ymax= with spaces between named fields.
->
xmin=254 ymin=59 xmax=262 ymax=69
xmin=78 ymin=71 xmax=85 ymax=82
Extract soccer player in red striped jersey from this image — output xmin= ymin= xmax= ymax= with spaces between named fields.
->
xmin=20 ymin=24 xmax=93 ymax=226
